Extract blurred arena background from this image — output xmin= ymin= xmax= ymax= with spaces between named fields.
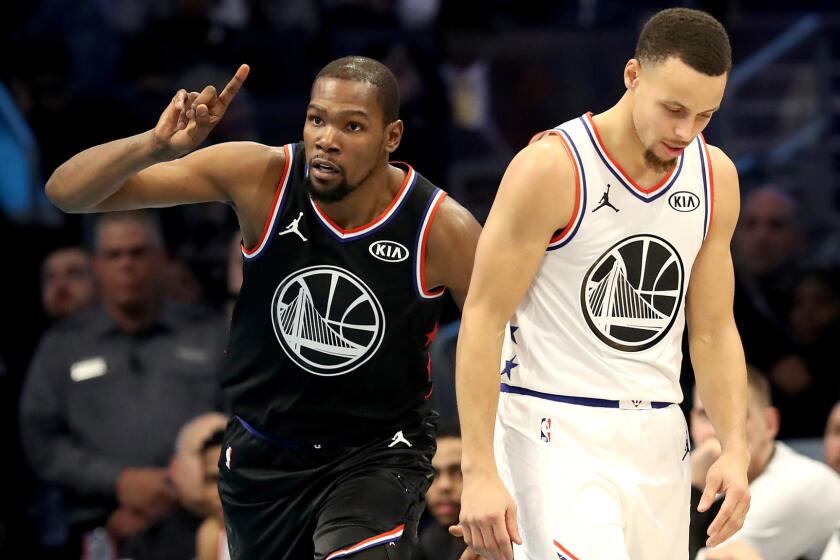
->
xmin=1 ymin=1 xmax=839 ymax=558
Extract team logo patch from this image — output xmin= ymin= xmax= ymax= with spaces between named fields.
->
xmin=668 ymin=190 xmax=700 ymax=212
xmin=271 ymin=265 xmax=385 ymax=376
xmin=580 ymin=234 xmax=684 ymax=352
xmin=369 ymin=240 xmax=409 ymax=262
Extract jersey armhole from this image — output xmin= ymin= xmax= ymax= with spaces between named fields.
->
xmin=414 ymin=189 xmax=448 ymax=300
xmin=699 ymin=133 xmax=715 ymax=240
xmin=241 ymin=143 xmax=295 ymax=260
xmin=538 ymin=130 xmax=585 ymax=251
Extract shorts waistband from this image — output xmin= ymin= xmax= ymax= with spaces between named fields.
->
xmin=234 ymin=415 xmax=418 ymax=451
xmin=235 ymin=416 xmax=309 ymax=450
xmin=499 ymin=383 xmax=673 ymax=410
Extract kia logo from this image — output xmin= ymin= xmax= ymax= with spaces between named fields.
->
xmin=369 ymin=240 xmax=409 ymax=262
xmin=668 ymin=191 xmax=700 ymax=212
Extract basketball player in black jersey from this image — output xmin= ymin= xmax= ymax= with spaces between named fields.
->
xmin=45 ymin=57 xmax=481 ymax=560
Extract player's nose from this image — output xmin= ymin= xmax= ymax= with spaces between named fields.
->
xmin=315 ymin=126 xmax=340 ymax=153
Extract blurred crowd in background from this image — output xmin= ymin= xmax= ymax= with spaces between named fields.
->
xmin=1 ymin=0 xmax=839 ymax=558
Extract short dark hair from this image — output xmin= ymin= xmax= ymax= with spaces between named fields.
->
xmin=746 ymin=365 xmax=772 ymax=407
xmin=636 ymin=8 xmax=732 ymax=76
xmin=94 ymin=210 xmax=164 ymax=251
xmin=314 ymin=56 xmax=400 ymax=124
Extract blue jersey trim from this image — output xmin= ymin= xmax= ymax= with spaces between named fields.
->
xmin=500 ymin=383 xmax=673 ymax=409
xmin=698 ymin=138 xmax=710 ymax=240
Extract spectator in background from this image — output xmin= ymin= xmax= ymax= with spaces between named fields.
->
xmin=825 ymin=402 xmax=840 ymax=476
xmin=781 ymin=267 xmax=840 ymax=436
xmin=690 ymin=367 xmax=840 ymax=560
xmin=734 ymin=186 xmax=802 ymax=316
xmin=823 ymin=525 xmax=840 ymax=560
xmin=413 ymin=421 xmax=465 ymax=560
xmin=41 ymin=246 xmax=96 ymax=319
xmin=196 ymin=428 xmax=229 ymax=560
xmin=122 ymin=412 xmax=227 ymax=560
xmin=19 ymin=210 xmax=225 ymax=558
xmin=165 ymin=258 xmax=205 ymax=305
xmin=733 ymin=186 xmax=813 ymax=437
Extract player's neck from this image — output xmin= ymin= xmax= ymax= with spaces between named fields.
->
xmin=593 ymin=94 xmax=668 ymax=184
xmin=747 ymin=442 xmax=776 ymax=483
xmin=316 ymin=163 xmax=404 ymax=230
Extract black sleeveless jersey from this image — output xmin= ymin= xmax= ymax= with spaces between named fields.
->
xmin=223 ymin=142 xmax=448 ymax=441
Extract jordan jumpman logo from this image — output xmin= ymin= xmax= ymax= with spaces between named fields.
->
xmin=592 ymin=184 xmax=620 ymax=213
xmin=388 ymin=430 xmax=413 ymax=448
xmin=279 ymin=211 xmax=308 ymax=241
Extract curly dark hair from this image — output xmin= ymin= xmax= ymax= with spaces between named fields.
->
xmin=635 ymin=8 xmax=732 ymax=76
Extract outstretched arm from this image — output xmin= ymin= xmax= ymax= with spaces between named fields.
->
xmin=45 ymin=64 xmax=254 ymax=213
xmin=455 ymin=136 xmax=576 ymax=560
xmin=688 ymin=145 xmax=751 ymax=548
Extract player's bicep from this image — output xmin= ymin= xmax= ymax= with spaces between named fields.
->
xmin=687 ymin=146 xmax=740 ymax=337
xmin=428 ymin=196 xmax=482 ymax=310
xmin=463 ymin=142 xmax=574 ymax=326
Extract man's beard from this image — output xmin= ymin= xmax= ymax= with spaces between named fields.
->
xmin=304 ymin=161 xmax=378 ymax=204
xmin=304 ymin=175 xmax=355 ymax=203
xmin=644 ymin=147 xmax=678 ymax=173
xmin=643 ymin=148 xmax=678 ymax=173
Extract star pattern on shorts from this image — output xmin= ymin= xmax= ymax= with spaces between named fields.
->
xmin=501 ymin=355 xmax=518 ymax=379
xmin=510 ymin=324 xmax=519 ymax=344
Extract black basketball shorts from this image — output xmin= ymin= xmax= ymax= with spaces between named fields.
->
xmin=218 ymin=416 xmax=436 ymax=560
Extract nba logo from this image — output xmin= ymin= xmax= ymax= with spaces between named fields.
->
xmin=225 ymin=446 xmax=232 ymax=469
xmin=540 ymin=418 xmax=551 ymax=443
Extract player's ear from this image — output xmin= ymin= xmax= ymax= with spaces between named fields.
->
xmin=625 ymin=59 xmax=641 ymax=91
xmin=384 ymin=119 xmax=403 ymax=155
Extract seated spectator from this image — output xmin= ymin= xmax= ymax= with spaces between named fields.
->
xmin=825 ymin=402 xmax=840 ymax=476
xmin=41 ymin=246 xmax=96 ymax=320
xmin=823 ymin=525 xmax=840 ymax=560
xmin=732 ymin=187 xmax=809 ymax=437
xmin=196 ymin=428 xmax=229 ymax=560
xmin=690 ymin=367 xmax=840 ymax=560
xmin=785 ymin=267 xmax=840 ymax=433
xmin=122 ymin=412 xmax=227 ymax=560
xmin=412 ymin=421 xmax=465 ymax=560
xmin=165 ymin=258 xmax=205 ymax=305
xmin=19 ymin=210 xmax=226 ymax=557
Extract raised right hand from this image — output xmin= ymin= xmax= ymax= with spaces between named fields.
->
xmin=152 ymin=64 xmax=250 ymax=161
xmin=116 ymin=467 xmax=176 ymax=520
xmin=450 ymin=472 xmax=522 ymax=560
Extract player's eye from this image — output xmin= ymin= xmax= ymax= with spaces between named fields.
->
xmin=309 ymin=115 xmax=323 ymax=126
xmin=347 ymin=122 xmax=362 ymax=132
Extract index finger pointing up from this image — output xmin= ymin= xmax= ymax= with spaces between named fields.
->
xmin=218 ymin=64 xmax=250 ymax=106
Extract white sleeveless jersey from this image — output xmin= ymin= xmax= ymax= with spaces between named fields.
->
xmin=501 ymin=113 xmax=714 ymax=404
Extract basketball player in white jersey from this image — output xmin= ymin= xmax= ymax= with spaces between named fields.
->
xmin=454 ymin=8 xmax=750 ymax=560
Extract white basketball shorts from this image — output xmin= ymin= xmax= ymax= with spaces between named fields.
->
xmin=495 ymin=390 xmax=691 ymax=560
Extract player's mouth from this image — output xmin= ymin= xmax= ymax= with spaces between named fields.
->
xmin=310 ymin=157 xmax=342 ymax=181
xmin=661 ymin=142 xmax=687 ymax=158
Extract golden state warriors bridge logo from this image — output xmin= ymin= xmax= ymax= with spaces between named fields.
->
xmin=271 ymin=265 xmax=385 ymax=376
xmin=580 ymin=234 xmax=684 ymax=352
